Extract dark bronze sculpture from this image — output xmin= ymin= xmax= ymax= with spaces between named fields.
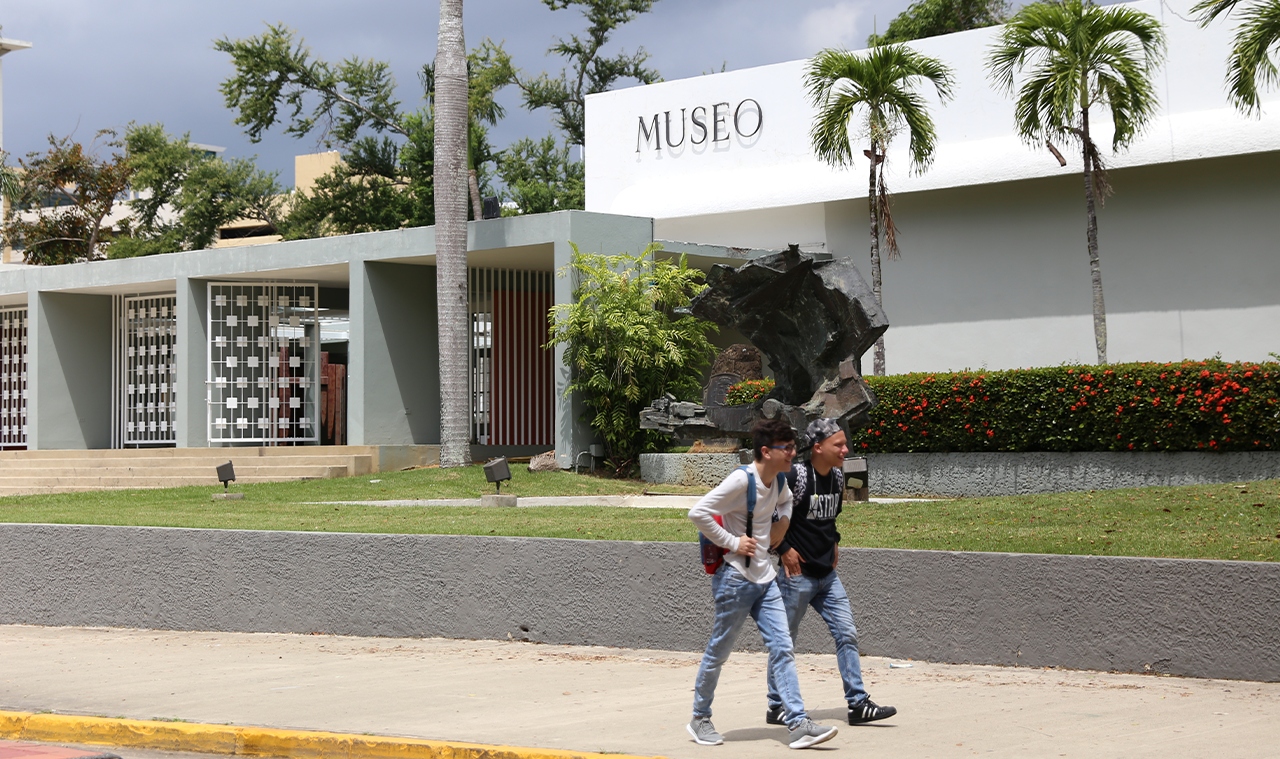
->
xmin=640 ymin=245 xmax=888 ymax=448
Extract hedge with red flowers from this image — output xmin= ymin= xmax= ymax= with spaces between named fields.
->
xmin=852 ymin=360 xmax=1279 ymax=453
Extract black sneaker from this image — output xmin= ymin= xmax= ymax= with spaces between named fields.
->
xmin=766 ymin=705 xmax=786 ymax=725
xmin=848 ymin=700 xmax=897 ymax=724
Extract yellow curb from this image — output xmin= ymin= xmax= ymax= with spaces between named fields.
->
xmin=0 ymin=711 xmax=667 ymax=759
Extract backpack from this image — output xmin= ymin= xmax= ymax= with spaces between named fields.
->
xmin=699 ymin=465 xmax=787 ymax=574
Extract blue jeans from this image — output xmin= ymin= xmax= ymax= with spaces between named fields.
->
xmin=767 ymin=570 xmax=868 ymax=713
xmin=692 ymin=563 xmax=808 ymax=727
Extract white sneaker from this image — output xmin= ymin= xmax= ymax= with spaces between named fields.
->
xmin=688 ymin=717 xmax=724 ymax=746
xmin=788 ymin=718 xmax=838 ymax=749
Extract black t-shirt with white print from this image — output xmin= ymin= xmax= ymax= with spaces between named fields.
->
xmin=777 ymin=462 xmax=843 ymax=578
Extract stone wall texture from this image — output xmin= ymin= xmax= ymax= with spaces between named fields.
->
xmin=866 ymin=451 xmax=1280 ymax=497
xmin=2 ymin=524 xmax=1277 ymax=681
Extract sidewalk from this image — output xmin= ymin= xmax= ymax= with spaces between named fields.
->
xmin=2 ymin=625 xmax=1278 ymax=758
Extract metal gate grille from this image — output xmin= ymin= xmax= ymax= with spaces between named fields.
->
xmin=113 ymin=295 xmax=177 ymax=446
xmin=468 ymin=268 xmax=554 ymax=446
xmin=0 ymin=307 xmax=27 ymax=448
xmin=207 ymin=283 xmax=319 ymax=444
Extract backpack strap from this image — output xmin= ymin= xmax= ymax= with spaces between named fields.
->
xmin=739 ymin=464 xmax=756 ymax=567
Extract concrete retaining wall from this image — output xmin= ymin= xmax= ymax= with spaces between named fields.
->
xmin=642 ymin=451 xmax=1280 ymax=496
xmin=2 ymin=523 xmax=1276 ymax=681
xmin=640 ymin=452 xmax=742 ymax=488
xmin=867 ymin=451 xmax=1280 ymax=497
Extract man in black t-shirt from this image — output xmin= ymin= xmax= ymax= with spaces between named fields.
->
xmin=765 ymin=418 xmax=898 ymax=726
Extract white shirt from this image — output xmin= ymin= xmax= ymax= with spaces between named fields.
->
xmin=688 ymin=465 xmax=793 ymax=584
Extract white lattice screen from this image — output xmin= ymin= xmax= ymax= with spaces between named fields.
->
xmin=207 ymin=283 xmax=319 ymax=444
xmin=0 ymin=307 xmax=28 ymax=448
xmin=114 ymin=295 xmax=177 ymax=445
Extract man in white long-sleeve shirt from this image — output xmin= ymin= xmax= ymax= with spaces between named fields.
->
xmin=686 ymin=419 xmax=839 ymax=750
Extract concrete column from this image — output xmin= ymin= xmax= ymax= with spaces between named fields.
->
xmin=27 ymin=291 xmax=113 ymax=449
xmin=552 ymin=213 xmax=656 ymax=468
xmin=174 ymin=276 xmax=208 ymax=447
xmin=347 ymin=261 xmax=440 ymax=445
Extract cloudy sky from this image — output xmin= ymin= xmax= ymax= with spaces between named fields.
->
xmin=1 ymin=0 xmax=919 ymax=185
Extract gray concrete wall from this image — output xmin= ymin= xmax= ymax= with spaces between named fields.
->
xmin=1 ymin=524 xmax=1275 ymax=682
xmin=348 ymin=261 xmax=441 ymax=446
xmin=868 ymin=451 xmax=1280 ymax=497
xmin=27 ymin=292 xmax=112 ymax=449
xmin=820 ymin=152 xmax=1280 ymax=371
xmin=640 ymin=452 xmax=743 ymax=488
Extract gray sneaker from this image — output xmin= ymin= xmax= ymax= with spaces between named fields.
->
xmin=787 ymin=718 xmax=838 ymax=749
xmin=687 ymin=717 xmax=724 ymax=746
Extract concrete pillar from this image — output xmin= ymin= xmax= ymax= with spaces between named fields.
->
xmin=552 ymin=213 xmax=656 ymax=469
xmin=174 ymin=276 xmax=208 ymax=448
xmin=27 ymin=291 xmax=113 ymax=449
xmin=347 ymin=261 xmax=441 ymax=445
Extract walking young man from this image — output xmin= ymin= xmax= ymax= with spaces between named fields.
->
xmin=766 ymin=418 xmax=897 ymax=726
xmin=687 ymin=419 xmax=839 ymax=750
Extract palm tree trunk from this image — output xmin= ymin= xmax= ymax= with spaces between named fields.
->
xmin=1081 ymin=106 xmax=1107 ymax=365
xmin=468 ymin=169 xmax=483 ymax=220
xmin=869 ymin=142 xmax=886 ymax=376
xmin=436 ymin=0 xmax=472 ymax=467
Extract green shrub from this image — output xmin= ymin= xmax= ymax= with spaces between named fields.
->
xmin=853 ymin=359 xmax=1279 ymax=453
xmin=725 ymin=378 xmax=775 ymax=406
xmin=547 ymin=243 xmax=718 ymax=473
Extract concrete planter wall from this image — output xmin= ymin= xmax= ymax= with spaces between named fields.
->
xmin=641 ymin=451 xmax=1280 ymax=496
xmin=2 ymin=523 xmax=1276 ymax=682
xmin=639 ymin=452 xmax=743 ymax=489
xmin=867 ymin=451 xmax=1280 ymax=497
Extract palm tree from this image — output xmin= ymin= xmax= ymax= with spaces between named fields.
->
xmin=805 ymin=45 xmax=955 ymax=376
xmin=1193 ymin=0 xmax=1280 ymax=114
xmin=988 ymin=0 xmax=1165 ymax=366
xmin=436 ymin=0 xmax=472 ymax=467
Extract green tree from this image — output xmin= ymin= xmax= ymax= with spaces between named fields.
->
xmin=868 ymin=0 xmax=1011 ymax=47
xmin=547 ymin=244 xmax=718 ymax=474
xmin=437 ymin=0 xmax=472 ymax=468
xmin=215 ymin=25 xmax=514 ymax=235
xmin=1193 ymin=0 xmax=1280 ymax=114
xmin=988 ymin=0 xmax=1166 ymax=365
xmin=804 ymin=45 xmax=954 ymax=376
xmin=3 ymin=132 xmax=132 ymax=265
xmin=0 ymin=153 xmax=18 ymax=202
xmin=110 ymin=123 xmax=285 ymax=258
xmin=518 ymin=0 xmax=662 ymax=148
xmin=496 ymin=135 xmax=585 ymax=215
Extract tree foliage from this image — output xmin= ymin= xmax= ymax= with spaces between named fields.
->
xmin=868 ymin=0 xmax=1010 ymax=47
xmin=987 ymin=0 xmax=1166 ymax=364
xmin=110 ymin=123 xmax=285 ymax=258
xmin=216 ymin=25 xmax=514 ymax=236
xmin=518 ymin=0 xmax=662 ymax=148
xmin=496 ymin=135 xmax=585 ymax=215
xmin=1193 ymin=0 xmax=1280 ymax=114
xmin=547 ymin=244 xmax=718 ymax=473
xmin=4 ymin=133 xmax=132 ymax=265
xmin=804 ymin=45 xmax=954 ymax=376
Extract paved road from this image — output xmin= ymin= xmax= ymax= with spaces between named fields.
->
xmin=2 ymin=625 xmax=1278 ymax=758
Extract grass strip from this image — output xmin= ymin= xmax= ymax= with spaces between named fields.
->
xmin=0 ymin=466 xmax=1276 ymax=562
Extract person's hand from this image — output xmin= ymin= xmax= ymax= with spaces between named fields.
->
xmin=735 ymin=536 xmax=759 ymax=556
xmin=781 ymin=548 xmax=804 ymax=577
xmin=833 ymin=544 xmax=839 ymax=568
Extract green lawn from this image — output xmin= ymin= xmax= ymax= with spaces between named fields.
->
xmin=0 ymin=465 xmax=1276 ymax=562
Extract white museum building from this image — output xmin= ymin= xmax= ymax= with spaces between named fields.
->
xmin=585 ymin=0 xmax=1279 ymax=374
